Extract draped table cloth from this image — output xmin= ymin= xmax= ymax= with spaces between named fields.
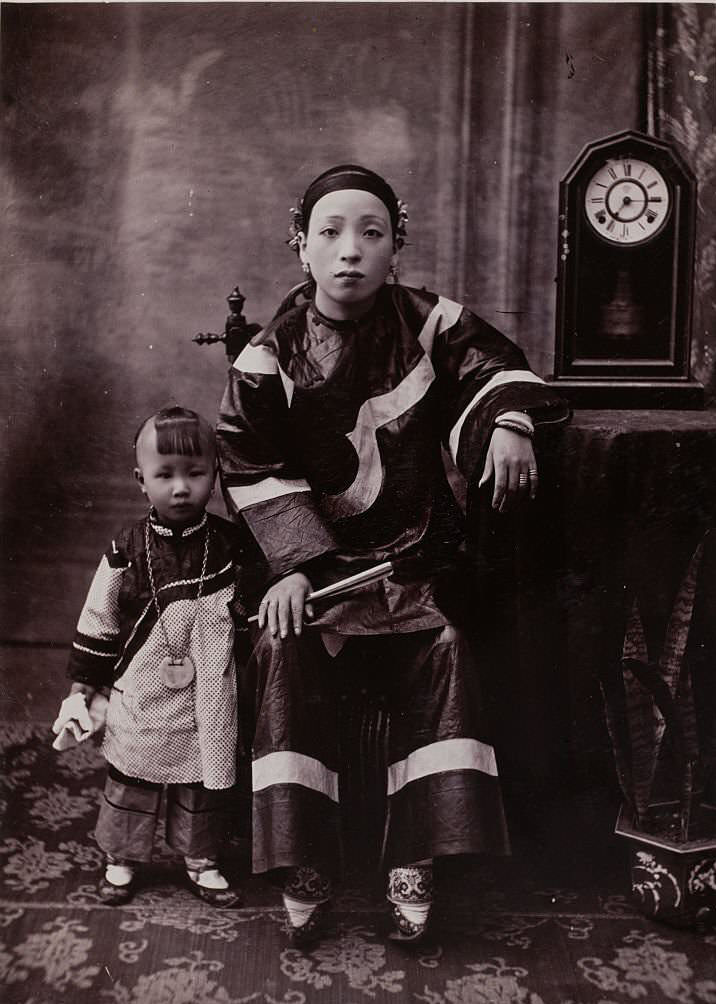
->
xmin=468 ymin=409 xmax=716 ymax=796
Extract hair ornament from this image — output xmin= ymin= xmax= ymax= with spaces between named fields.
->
xmin=287 ymin=202 xmax=305 ymax=255
xmin=395 ymin=198 xmax=409 ymax=249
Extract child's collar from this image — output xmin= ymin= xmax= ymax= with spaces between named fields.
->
xmin=148 ymin=509 xmax=208 ymax=538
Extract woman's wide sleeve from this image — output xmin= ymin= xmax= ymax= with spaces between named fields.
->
xmin=432 ymin=301 xmax=571 ymax=483
xmin=216 ymin=339 xmax=338 ymax=578
xmin=67 ymin=535 xmax=130 ymax=689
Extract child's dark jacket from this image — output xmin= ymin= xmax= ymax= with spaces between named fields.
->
xmin=67 ymin=511 xmax=245 ymax=788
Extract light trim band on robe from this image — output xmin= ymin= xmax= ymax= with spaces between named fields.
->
xmin=76 ymin=558 xmax=124 ymax=640
xmin=233 ymin=343 xmax=278 ymax=375
xmin=277 ymin=364 xmax=295 ymax=407
xmin=159 ymin=560 xmax=233 ymax=592
xmin=227 ymin=477 xmax=311 ymax=511
xmin=387 ymin=737 xmax=498 ymax=796
xmin=72 ymin=642 xmax=117 ymax=658
xmin=448 ymin=370 xmax=546 ymax=463
xmin=321 ymin=296 xmax=463 ymax=520
xmin=234 ymin=335 xmax=297 ymax=407
xmin=252 ymin=750 xmax=339 ymax=802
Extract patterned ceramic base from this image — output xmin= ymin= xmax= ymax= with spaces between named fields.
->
xmin=2 ymin=723 xmax=716 ymax=1003
xmin=616 ymin=804 xmax=716 ymax=928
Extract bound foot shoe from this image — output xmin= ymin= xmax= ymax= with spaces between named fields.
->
xmin=282 ymin=865 xmax=332 ymax=948
xmin=185 ymin=866 xmax=242 ymax=908
xmin=387 ymin=863 xmax=433 ymax=944
xmin=98 ymin=862 xmax=135 ymax=906
xmin=388 ymin=901 xmax=431 ymax=943
xmin=283 ymin=898 xmax=330 ymax=948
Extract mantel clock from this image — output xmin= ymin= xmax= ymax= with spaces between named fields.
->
xmin=552 ymin=130 xmax=702 ymax=408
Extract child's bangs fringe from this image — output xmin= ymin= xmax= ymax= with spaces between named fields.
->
xmin=154 ymin=415 xmax=205 ymax=456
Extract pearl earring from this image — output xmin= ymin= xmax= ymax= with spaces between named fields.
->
xmin=389 ymin=262 xmax=399 ymax=283
xmin=302 ymin=262 xmax=311 ymax=275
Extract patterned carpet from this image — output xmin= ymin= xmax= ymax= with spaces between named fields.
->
xmin=2 ymin=721 xmax=715 ymax=1004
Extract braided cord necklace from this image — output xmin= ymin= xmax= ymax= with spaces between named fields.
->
xmin=144 ymin=518 xmax=211 ymax=690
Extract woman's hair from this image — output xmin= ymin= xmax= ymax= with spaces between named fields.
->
xmin=134 ymin=406 xmax=215 ymax=459
xmin=288 ymin=164 xmax=408 ymax=254
xmin=303 ymin=165 xmax=400 ymax=232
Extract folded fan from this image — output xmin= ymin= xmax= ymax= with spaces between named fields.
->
xmin=247 ymin=561 xmax=394 ymax=624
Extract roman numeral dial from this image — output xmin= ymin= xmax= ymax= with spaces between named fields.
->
xmin=584 ymin=157 xmax=670 ymax=244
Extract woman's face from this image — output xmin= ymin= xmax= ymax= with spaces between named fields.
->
xmin=300 ymin=189 xmax=397 ymax=320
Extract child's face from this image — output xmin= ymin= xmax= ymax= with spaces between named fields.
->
xmin=300 ymin=189 xmax=397 ymax=319
xmin=134 ymin=425 xmax=214 ymax=528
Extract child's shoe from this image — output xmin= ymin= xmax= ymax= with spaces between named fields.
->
xmin=99 ymin=858 xmax=136 ymax=906
xmin=282 ymin=865 xmax=332 ymax=947
xmin=184 ymin=857 xmax=242 ymax=908
xmin=387 ymin=863 xmax=433 ymax=943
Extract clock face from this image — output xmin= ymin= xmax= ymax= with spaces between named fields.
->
xmin=584 ymin=157 xmax=671 ymax=245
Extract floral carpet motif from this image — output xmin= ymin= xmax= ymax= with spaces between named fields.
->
xmin=2 ymin=723 xmax=715 ymax=1003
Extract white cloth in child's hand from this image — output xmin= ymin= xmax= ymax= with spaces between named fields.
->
xmin=51 ymin=692 xmax=107 ymax=751
xmin=52 ymin=693 xmax=92 ymax=750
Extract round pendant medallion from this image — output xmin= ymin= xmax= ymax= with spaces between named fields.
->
xmin=159 ymin=656 xmax=195 ymax=689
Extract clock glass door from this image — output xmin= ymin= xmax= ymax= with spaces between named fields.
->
xmin=573 ymin=223 xmax=676 ymax=363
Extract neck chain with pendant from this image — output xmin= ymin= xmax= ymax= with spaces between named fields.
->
xmin=144 ymin=518 xmax=210 ymax=690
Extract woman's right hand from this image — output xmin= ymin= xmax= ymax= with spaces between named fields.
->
xmin=258 ymin=572 xmax=314 ymax=638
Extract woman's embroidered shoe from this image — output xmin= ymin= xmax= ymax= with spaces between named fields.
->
xmin=284 ymin=897 xmax=330 ymax=948
xmin=388 ymin=901 xmax=431 ymax=942
xmin=387 ymin=864 xmax=433 ymax=943
xmin=282 ymin=865 xmax=332 ymax=947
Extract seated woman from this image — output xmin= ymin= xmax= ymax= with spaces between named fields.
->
xmin=216 ymin=164 xmax=570 ymax=945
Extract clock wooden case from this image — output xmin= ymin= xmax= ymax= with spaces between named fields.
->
xmin=552 ymin=130 xmax=702 ymax=408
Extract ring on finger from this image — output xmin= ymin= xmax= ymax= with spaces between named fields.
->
xmin=528 ymin=468 xmax=538 ymax=479
xmin=518 ymin=473 xmax=529 ymax=486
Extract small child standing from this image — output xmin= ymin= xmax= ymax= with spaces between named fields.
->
xmin=52 ymin=406 xmax=245 ymax=907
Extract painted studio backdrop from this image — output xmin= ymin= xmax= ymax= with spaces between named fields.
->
xmin=2 ymin=2 xmax=715 ymax=660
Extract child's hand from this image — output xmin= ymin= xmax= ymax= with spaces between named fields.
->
xmin=69 ymin=681 xmax=97 ymax=703
xmin=52 ymin=691 xmax=94 ymax=750
xmin=258 ymin=572 xmax=314 ymax=639
xmin=52 ymin=686 xmax=109 ymax=750
xmin=478 ymin=427 xmax=538 ymax=513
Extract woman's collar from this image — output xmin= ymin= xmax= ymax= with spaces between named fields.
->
xmin=309 ymin=288 xmax=385 ymax=333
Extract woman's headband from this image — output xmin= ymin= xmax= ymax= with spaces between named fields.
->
xmin=303 ymin=165 xmax=399 ymax=230
xmin=287 ymin=164 xmax=408 ymax=253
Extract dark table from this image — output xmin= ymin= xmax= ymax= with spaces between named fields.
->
xmin=469 ymin=410 xmax=716 ymax=802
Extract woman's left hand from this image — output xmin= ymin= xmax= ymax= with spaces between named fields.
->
xmin=478 ymin=427 xmax=538 ymax=512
